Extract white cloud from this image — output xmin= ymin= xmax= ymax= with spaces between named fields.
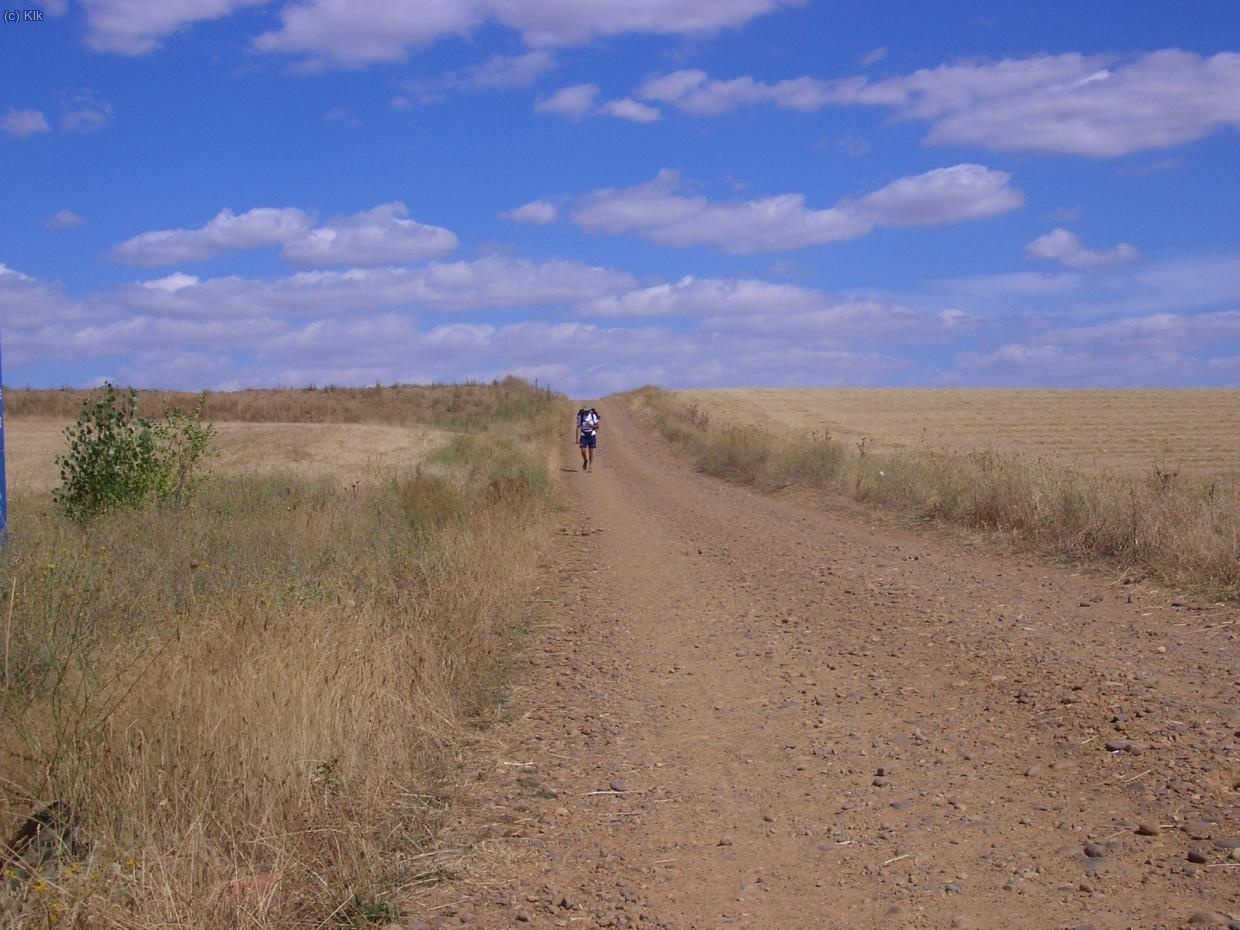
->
xmin=570 ymin=164 xmax=1023 ymax=253
xmin=254 ymin=0 xmax=801 ymax=66
xmin=119 ymin=351 xmax=238 ymax=390
xmin=9 ymin=247 xmax=1240 ymax=392
xmin=116 ymin=256 xmax=637 ymax=318
xmin=1114 ymin=255 xmax=1240 ymax=316
xmin=580 ymin=275 xmax=825 ymax=318
xmin=917 ymin=253 xmax=1240 ymax=332
xmin=697 ymin=301 xmax=936 ymax=347
xmin=10 ymin=292 xmax=910 ymax=391
xmin=468 ymin=50 xmax=556 ymax=88
xmin=281 ymin=202 xmax=458 ymax=266
xmin=963 ymin=343 xmax=1066 ymax=368
xmin=80 ymin=0 xmax=267 ymax=55
xmin=139 ymin=272 xmax=201 ymax=292
xmin=59 ymin=90 xmax=113 ymax=133
xmin=2 ymin=108 xmax=51 ymax=138
xmin=110 ymin=203 xmax=457 ymax=267
xmin=57 ymin=316 xmax=283 ymax=357
xmin=1026 ymin=228 xmax=1138 ymax=270
xmin=0 ymin=254 xmax=641 ymax=389
xmin=323 ymin=106 xmax=360 ymax=126
xmin=253 ymin=314 xmax=420 ymax=366
xmin=580 ymin=275 xmax=955 ymax=351
xmin=535 ymin=83 xmax=600 ymax=118
xmin=860 ymin=47 xmax=887 ymax=67
xmin=857 ymin=164 xmax=1024 ymax=226
xmin=254 ymin=1 xmax=485 ymax=65
xmin=0 ymin=264 xmax=105 ymax=364
xmin=111 ymin=207 xmax=315 ymax=266
xmin=0 ymin=253 xmax=644 ymax=390
xmin=638 ymin=69 xmax=831 ymax=114
xmin=835 ymin=49 xmax=1240 ymax=157
xmin=631 ymin=50 xmax=1240 ymax=156
xmin=13 ymin=255 xmax=901 ymax=392
xmin=219 ymin=316 xmax=769 ymax=394
xmin=404 ymin=50 xmax=557 ymax=103
xmin=601 ymin=98 xmax=662 ymax=123
xmin=490 ymin=0 xmax=802 ymax=47
xmin=939 ymin=308 xmax=971 ymax=328
xmin=1052 ymin=310 xmax=1240 ymax=349
xmin=501 ymin=200 xmax=560 ymax=224
xmin=958 ymin=310 xmax=1240 ymax=386
xmin=45 ymin=209 xmax=88 ymax=230
xmin=230 ymin=318 xmax=685 ymax=391
xmin=537 ymin=84 xmax=662 ymax=122
xmin=921 ymin=269 xmax=1084 ymax=309
xmin=636 ymin=70 xmax=708 ymax=106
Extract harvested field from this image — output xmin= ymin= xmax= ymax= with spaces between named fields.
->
xmin=5 ymin=418 xmax=450 ymax=493
xmin=678 ymin=389 xmax=1240 ymax=477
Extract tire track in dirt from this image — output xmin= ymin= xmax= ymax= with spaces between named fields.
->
xmin=422 ymin=402 xmax=1238 ymax=930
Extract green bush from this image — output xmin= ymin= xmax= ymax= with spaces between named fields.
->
xmin=53 ymin=384 xmax=216 ymax=519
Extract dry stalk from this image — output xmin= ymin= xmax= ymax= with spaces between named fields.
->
xmin=4 ymin=576 xmax=14 ymax=690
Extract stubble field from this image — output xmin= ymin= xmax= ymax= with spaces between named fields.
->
xmin=677 ymin=388 xmax=1240 ymax=477
xmin=5 ymin=418 xmax=450 ymax=493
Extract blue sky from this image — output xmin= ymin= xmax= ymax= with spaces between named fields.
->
xmin=2 ymin=0 xmax=1239 ymax=393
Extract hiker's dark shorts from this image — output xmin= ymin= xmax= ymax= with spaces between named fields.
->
xmin=579 ymin=431 xmax=597 ymax=449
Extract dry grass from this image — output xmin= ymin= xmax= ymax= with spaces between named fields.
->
xmin=630 ymin=387 xmax=1240 ymax=599
xmin=679 ymin=388 xmax=1240 ymax=477
xmin=6 ymin=420 xmax=452 ymax=495
xmin=5 ymin=377 xmax=556 ymax=431
xmin=0 ymin=380 xmax=567 ymax=928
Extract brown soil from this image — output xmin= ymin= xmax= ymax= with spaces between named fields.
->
xmin=417 ymin=403 xmax=1239 ymax=930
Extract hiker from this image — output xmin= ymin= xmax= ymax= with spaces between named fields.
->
xmin=576 ymin=406 xmax=600 ymax=471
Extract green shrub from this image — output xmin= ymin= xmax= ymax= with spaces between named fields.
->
xmin=53 ymin=384 xmax=216 ymax=519
xmin=150 ymin=391 xmax=216 ymax=502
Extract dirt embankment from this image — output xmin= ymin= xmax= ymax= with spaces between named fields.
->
xmin=421 ymin=402 xmax=1238 ymax=930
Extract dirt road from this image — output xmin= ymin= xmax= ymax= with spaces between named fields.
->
xmin=429 ymin=403 xmax=1238 ymax=930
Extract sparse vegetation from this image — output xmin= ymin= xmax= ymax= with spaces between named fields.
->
xmin=0 ymin=379 xmax=567 ymax=928
xmin=629 ymin=387 xmax=1240 ymax=598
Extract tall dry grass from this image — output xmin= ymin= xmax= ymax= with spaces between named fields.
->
xmin=629 ymin=387 xmax=1240 ymax=598
xmin=5 ymin=376 xmax=558 ymax=430
xmin=0 ymin=381 xmax=568 ymax=928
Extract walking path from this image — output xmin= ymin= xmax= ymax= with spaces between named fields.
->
xmin=423 ymin=402 xmax=1238 ymax=930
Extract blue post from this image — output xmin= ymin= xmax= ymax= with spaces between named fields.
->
xmin=0 ymin=333 xmax=7 ymax=550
